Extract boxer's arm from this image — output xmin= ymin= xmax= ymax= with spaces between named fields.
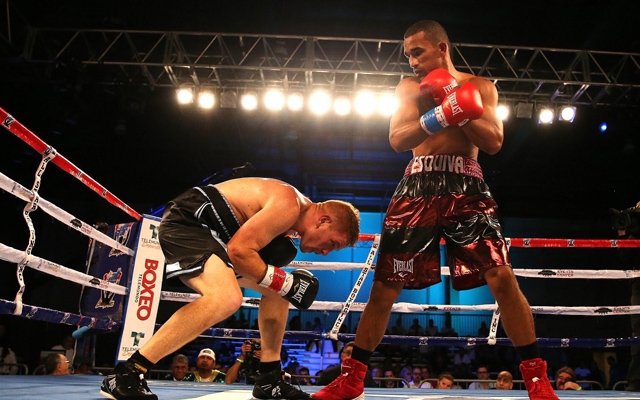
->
xmin=227 ymin=185 xmax=300 ymax=281
xmin=389 ymin=78 xmax=434 ymax=152
xmin=458 ymin=77 xmax=504 ymax=155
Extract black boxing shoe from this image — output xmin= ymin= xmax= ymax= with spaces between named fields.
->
xmin=252 ymin=369 xmax=310 ymax=400
xmin=100 ymin=361 xmax=157 ymax=400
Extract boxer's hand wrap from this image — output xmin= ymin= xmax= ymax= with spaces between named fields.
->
xmin=258 ymin=235 xmax=297 ymax=267
xmin=259 ymin=266 xmax=319 ymax=310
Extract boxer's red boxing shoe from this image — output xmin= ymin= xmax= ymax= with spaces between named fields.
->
xmin=311 ymin=358 xmax=366 ymax=400
xmin=519 ymin=358 xmax=559 ymax=400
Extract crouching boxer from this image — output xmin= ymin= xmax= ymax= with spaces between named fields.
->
xmin=100 ymin=177 xmax=360 ymax=400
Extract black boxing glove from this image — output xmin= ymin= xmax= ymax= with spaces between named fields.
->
xmin=258 ymin=235 xmax=297 ymax=267
xmin=258 ymin=267 xmax=319 ymax=310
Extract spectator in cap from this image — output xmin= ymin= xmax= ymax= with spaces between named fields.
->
xmin=192 ymin=348 xmax=240 ymax=383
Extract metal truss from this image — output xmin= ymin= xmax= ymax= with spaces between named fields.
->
xmin=9 ymin=27 xmax=640 ymax=108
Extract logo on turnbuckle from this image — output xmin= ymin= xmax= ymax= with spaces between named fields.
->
xmin=2 ymin=116 xmax=15 ymax=128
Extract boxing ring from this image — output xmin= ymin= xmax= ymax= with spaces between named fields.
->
xmin=2 ymin=106 xmax=640 ymax=400
xmin=2 ymin=374 xmax=636 ymax=400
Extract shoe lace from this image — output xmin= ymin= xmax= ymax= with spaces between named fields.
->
xmin=138 ymin=374 xmax=153 ymax=394
xmin=530 ymin=376 xmax=553 ymax=396
xmin=121 ymin=370 xmax=151 ymax=393
xmin=282 ymin=378 xmax=306 ymax=395
xmin=325 ymin=373 xmax=349 ymax=389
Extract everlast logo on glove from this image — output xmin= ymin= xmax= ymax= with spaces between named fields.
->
xmin=291 ymin=280 xmax=310 ymax=303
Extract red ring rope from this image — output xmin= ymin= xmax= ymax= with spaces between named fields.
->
xmin=1 ymin=106 xmax=141 ymax=220
xmin=357 ymin=234 xmax=640 ymax=248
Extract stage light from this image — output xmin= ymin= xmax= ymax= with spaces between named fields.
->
xmin=354 ymin=91 xmax=376 ymax=116
xmin=309 ymin=91 xmax=331 ymax=115
xmin=558 ymin=106 xmax=576 ymax=122
xmin=176 ymin=88 xmax=194 ymax=104
xmin=287 ymin=93 xmax=304 ymax=111
xmin=378 ymin=93 xmax=397 ymax=116
xmin=600 ymin=122 xmax=608 ymax=132
xmin=240 ymin=92 xmax=258 ymax=110
xmin=538 ymin=108 xmax=554 ymax=124
xmin=197 ymin=91 xmax=215 ymax=109
xmin=496 ymin=104 xmax=509 ymax=121
xmin=264 ymin=90 xmax=285 ymax=111
xmin=334 ymin=96 xmax=351 ymax=116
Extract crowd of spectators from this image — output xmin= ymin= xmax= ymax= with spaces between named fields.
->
xmin=0 ymin=314 xmax=632 ymax=393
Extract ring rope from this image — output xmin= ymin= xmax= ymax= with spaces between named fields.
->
xmin=2 ymin=241 xmax=638 ymax=302
xmin=356 ymin=234 xmax=640 ymax=248
xmin=1 ymin=297 xmax=637 ymax=350
xmin=290 ymin=261 xmax=640 ymax=280
xmin=328 ymin=234 xmax=380 ymax=340
xmin=5 ymin=238 xmax=636 ymax=301
xmin=0 ymin=299 xmax=120 ymax=331
xmin=14 ymin=147 xmax=56 ymax=315
xmin=0 ymin=242 xmax=128 ymax=295
xmin=0 ymin=106 xmax=141 ymax=220
xmin=156 ymin=293 xmax=640 ymax=317
xmin=196 ymin=327 xmax=640 ymax=349
xmin=0 ymin=172 xmax=134 ymax=256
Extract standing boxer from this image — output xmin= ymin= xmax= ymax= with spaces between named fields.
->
xmin=100 ymin=177 xmax=360 ymax=400
xmin=312 ymin=20 xmax=558 ymax=400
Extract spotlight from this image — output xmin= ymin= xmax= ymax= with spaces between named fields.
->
xmin=241 ymin=92 xmax=258 ymax=110
xmin=558 ymin=106 xmax=576 ymax=122
xmin=264 ymin=90 xmax=285 ymax=111
xmin=378 ymin=93 xmax=398 ymax=116
xmin=354 ymin=91 xmax=376 ymax=116
xmin=197 ymin=91 xmax=215 ymax=109
xmin=309 ymin=91 xmax=331 ymax=115
xmin=287 ymin=93 xmax=304 ymax=111
xmin=496 ymin=104 xmax=509 ymax=121
xmin=600 ymin=122 xmax=608 ymax=132
xmin=176 ymin=88 xmax=194 ymax=104
xmin=538 ymin=108 xmax=554 ymax=125
xmin=334 ymin=96 xmax=351 ymax=116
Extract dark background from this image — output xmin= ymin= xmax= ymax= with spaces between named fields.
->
xmin=1 ymin=0 xmax=640 ymax=371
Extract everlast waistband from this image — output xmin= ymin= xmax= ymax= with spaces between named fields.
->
xmin=404 ymin=155 xmax=483 ymax=180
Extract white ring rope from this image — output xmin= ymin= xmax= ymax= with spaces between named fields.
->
xmin=291 ymin=261 xmax=640 ymax=279
xmin=155 ymin=293 xmax=640 ymax=317
xmin=0 ymin=172 xmax=134 ymax=256
xmin=0 ymin=242 xmax=128 ymax=295
xmin=4 ymin=239 xmax=639 ymax=315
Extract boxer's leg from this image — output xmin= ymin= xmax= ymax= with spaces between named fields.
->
xmin=101 ymin=255 xmax=242 ymax=400
xmin=239 ymin=277 xmax=311 ymax=399
xmin=141 ymin=255 xmax=243 ymax=362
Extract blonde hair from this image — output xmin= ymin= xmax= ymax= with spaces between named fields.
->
xmin=321 ymin=200 xmax=361 ymax=247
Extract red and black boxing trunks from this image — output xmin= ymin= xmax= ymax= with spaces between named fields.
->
xmin=375 ymin=155 xmax=510 ymax=290
xmin=159 ymin=185 xmax=240 ymax=280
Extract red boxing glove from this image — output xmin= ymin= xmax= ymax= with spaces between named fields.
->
xmin=419 ymin=69 xmax=459 ymax=105
xmin=419 ymin=82 xmax=484 ymax=135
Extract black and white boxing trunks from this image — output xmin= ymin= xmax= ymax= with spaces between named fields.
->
xmin=158 ymin=185 xmax=241 ymax=280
